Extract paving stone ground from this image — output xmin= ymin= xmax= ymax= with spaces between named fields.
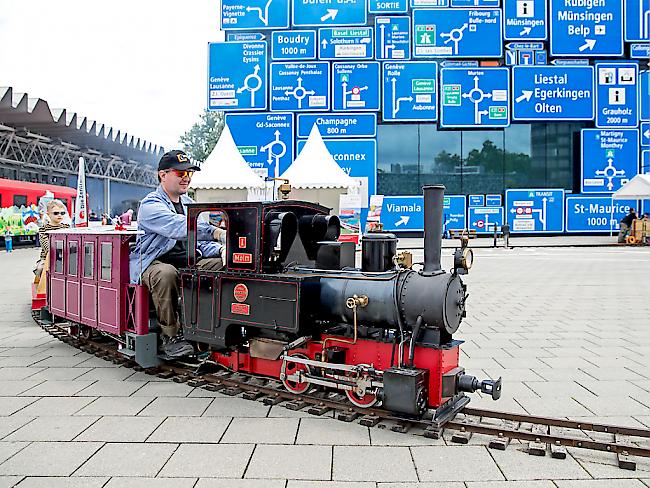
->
xmin=0 ymin=241 xmax=648 ymax=487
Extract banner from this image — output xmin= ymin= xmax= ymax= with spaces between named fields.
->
xmin=75 ymin=157 xmax=88 ymax=227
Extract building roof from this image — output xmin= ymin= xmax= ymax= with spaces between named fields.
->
xmin=0 ymin=86 xmax=164 ymax=166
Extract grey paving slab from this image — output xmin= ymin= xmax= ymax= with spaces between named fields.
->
xmin=74 ymin=442 xmax=177 ymax=477
xmin=74 ymin=380 xmax=146 ymax=397
xmin=202 ymin=397 xmax=271 ymax=417
xmin=75 ymin=416 xmax=164 ymax=442
xmin=0 ymin=368 xmax=43 ymax=381
xmin=379 ymin=483 xmax=466 ymax=488
xmin=0 ymin=418 xmax=33 ymax=440
xmin=196 ymin=480 xmax=286 ymax=488
xmin=0 ymin=476 xmax=23 ymax=487
xmin=15 ymin=477 xmax=109 ymax=487
xmin=296 ymin=418 xmax=371 ymax=445
xmin=74 ymin=367 xmax=136 ymax=381
xmin=569 ymin=448 xmax=650 ymax=479
xmin=221 ymin=417 xmax=299 ymax=444
xmin=465 ymin=482 xmax=557 ymax=488
xmin=0 ymin=381 xmax=43 ymax=396
xmin=14 ymin=396 xmax=96 ymax=416
xmin=4 ymin=415 xmax=99 ymax=441
xmin=0 ymin=356 xmax=51 ymax=368
xmin=489 ymin=448 xmax=591 ymax=480
xmin=147 ymin=416 xmax=231 ymax=443
xmin=29 ymin=356 xmax=92 ymax=368
xmin=411 ymin=446 xmax=504 ymax=482
xmin=0 ymin=442 xmax=29 ymax=464
xmin=131 ymin=381 xmax=194 ymax=397
xmin=104 ymin=478 xmax=197 ymax=488
xmin=138 ymin=397 xmax=211 ymax=417
xmin=513 ymin=397 xmax=595 ymax=417
xmin=291 ymin=483 xmax=376 ymax=488
xmin=0 ymin=441 xmax=103 ymax=476
xmin=19 ymin=368 xmax=90 ymax=381
xmin=18 ymin=380 xmax=95 ymax=396
xmin=370 ymin=427 xmax=444 ymax=447
xmin=246 ymin=444 xmax=332 ymax=480
xmin=333 ymin=446 xmax=417 ymax=482
xmin=159 ymin=443 xmax=254 ymax=477
xmin=75 ymin=396 xmax=154 ymax=416
xmin=560 ymin=481 xmax=648 ymax=487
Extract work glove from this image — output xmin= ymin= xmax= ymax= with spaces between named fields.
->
xmin=213 ymin=227 xmax=226 ymax=243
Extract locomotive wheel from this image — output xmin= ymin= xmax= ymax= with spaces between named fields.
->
xmin=79 ymin=325 xmax=93 ymax=340
xmin=281 ymin=353 xmax=311 ymax=394
xmin=345 ymin=366 xmax=379 ymax=408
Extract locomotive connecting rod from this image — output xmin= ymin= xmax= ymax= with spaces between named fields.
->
xmin=422 ymin=185 xmax=445 ymax=274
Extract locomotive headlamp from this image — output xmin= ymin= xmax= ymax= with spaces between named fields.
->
xmin=453 ymin=247 xmax=473 ymax=275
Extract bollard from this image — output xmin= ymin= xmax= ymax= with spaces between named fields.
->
xmin=501 ymin=224 xmax=510 ymax=249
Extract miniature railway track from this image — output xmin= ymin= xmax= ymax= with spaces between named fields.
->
xmin=36 ymin=318 xmax=650 ymax=470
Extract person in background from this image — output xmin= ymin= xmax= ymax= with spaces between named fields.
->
xmin=618 ymin=208 xmax=637 ymax=243
xmin=4 ymin=231 xmax=12 ymax=253
xmin=129 ymin=150 xmax=226 ymax=358
xmin=120 ymin=209 xmax=134 ymax=226
xmin=35 ymin=200 xmax=70 ymax=276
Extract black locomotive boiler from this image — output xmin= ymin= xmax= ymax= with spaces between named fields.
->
xmin=179 ymin=185 xmax=501 ymax=419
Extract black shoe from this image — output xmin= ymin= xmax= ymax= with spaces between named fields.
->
xmin=161 ymin=332 xmax=194 ymax=358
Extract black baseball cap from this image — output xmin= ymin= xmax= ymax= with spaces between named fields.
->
xmin=158 ymin=150 xmax=201 ymax=172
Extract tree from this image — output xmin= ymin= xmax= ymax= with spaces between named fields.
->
xmin=179 ymin=110 xmax=225 ymax=164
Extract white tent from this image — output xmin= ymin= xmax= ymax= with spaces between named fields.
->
xmin=190 ymin=124 xmax=265 ymax=202
xmin=279 ymin=124 xmax=359 ymax=213
xmin=612 ymin=174 xmax=650 ymax=200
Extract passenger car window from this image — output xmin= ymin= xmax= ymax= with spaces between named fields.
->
xmin=83 ymin=243 xmax=94 ymax=279
xmin=54 ymin=240 xmax=64 ymax=273
xmin=68 ymin=241 xmax=78 ymax=276
xmin=100 ymin=242 xmax=112 ymax=281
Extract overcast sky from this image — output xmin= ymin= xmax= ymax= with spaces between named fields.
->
xmin=0 ymin=0 xmax=224 ymax=150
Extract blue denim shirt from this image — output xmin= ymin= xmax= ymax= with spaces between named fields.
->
xmin=129 ymin=186 xmax=222 ymax=283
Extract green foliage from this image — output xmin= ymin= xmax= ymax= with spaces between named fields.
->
xmin=179 ymin=110 xmax=225 ymax=163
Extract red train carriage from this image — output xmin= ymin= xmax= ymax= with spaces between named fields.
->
xmin=0 ymin=178 xmax=76 ymax=215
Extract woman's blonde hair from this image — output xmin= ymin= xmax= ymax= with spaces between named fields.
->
xmin=46 ymin=200 xmax=66 ymax=213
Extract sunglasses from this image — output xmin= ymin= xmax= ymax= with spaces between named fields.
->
xmin=51 ymin=211 xmax=65 ymax=216
xmin=166 ymin=169 xmax=194 ymax=179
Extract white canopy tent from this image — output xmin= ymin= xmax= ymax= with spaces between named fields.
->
xmin=190 ymin=124 xmax=266 ymax=202
xmin=608 ymin=174 xmax=650 ymax=236
xmin=280 ymin=124 xmax=359 ymax=213
xmin=612 ymin=174 xmax=650 ymax=200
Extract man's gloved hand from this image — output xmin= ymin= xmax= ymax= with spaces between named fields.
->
xmin=213 ymin=227 xmax=226 ymax=243
xmin=220 ymin=245 xmax=227 ymax=263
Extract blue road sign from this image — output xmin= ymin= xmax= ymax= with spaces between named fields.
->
xmin=468 ymin=207 xmax=504 ymax=234
xmin=506 ymin=189 xmax=565 ymax=233
xmin=225 ymin=113 xmax=294 ymax=177
xmin=319 ymin=28 xmax=373 ymax=60
xmin=641 ymin=71 xmax=650 ymax=121
xmin=297 ymin=113 xmax=377 ymax=138
xmin=486 ymin=194 xmax=502 ymax=206
xmin=270 ymin=62 xmax=330 ymax=111
xmin=503 ymin=0 xmax=548 ymax=40
xmin=382 ymin=62 xmax=438 ymax=122
xmin=518 ymin=50 xmax=535 ymax=65
xmin=221 ymin=0 xmax=289 ymax=30
xmin=297 ymin=138 xmax=377 ymax=198
xmin=643 ymin=150 xmax=650 ymax=173
xmin=443 ymin=195 xmax=467 ymax=232
xmin=271 ymin=31 xmax=316 ymax=60
xmin=440 ymin=67 xmax=510 ymax=128
xmin=506 ymin=42 xmax=544 ymax=50
xmin=369 ymin=0 xmax=408 ymax=13
xmin=208 ymin=42 xmax=267 ymax=111
xmin=642 ymin=122 xmax=650 ymax=147
xmin=566 ymin=196 xmax=637 ymax=233
xmin=595 ymin=62 xmax=639 ymax=128
xmin=625 ymin=0 xmax=650 ymax=42
xmin=631 ymin=44 xmax=650 ymax=58
xmin=551 ymin=58 xmax=590 ymax=66
xmin=332 ymin=62 xmax=380 ymax=112
xmin=292 ymin=0 xmax=366 ymax=27
xmin=227 ymin=33 xmax=266 ymax=42
xmin=412 ymin=9 xmax=503 ymax=59
xmin=375 ymin=17 xmax=411 ymax=60
xmin=512 ymin=66 xmax=595 ymax=121
xmin=469 ymin=195 xmax=485 ymax=206
xmin=535 ymin=50 xmax=548 ymax=65
xmin=581 ymin=129 xmax=640 ymax=194
xmin=451 ymin=0 xmax=498 ymax=6
xmin=441 ymin=60 xmax=479 ymax=68
xmin=549 ymin=0 xmax=623 ymax=57
xmin=382 ymin=196 xmax=424 ymax=231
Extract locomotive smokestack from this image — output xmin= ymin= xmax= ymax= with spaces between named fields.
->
xmin=423 ymin=185 xmax=444 ymax=274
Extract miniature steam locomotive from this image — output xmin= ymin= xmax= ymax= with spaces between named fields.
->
xmin=37 ymin=185 xmax=500 ymax=420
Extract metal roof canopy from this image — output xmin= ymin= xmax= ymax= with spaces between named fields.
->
xmin=0 ymin=86 xmax=164 ymax=167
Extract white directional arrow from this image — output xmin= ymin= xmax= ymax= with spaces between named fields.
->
xmin=644 ymin=129 xmax=650 ymax=140
xmin=515 ymin=90 xmax=533 ymax=103
xmin=395 ymin=216 xmax=410 ymax=227
xmin=321 ymin=9 xmax=338 ymax=22
xmin=579 ymin=39 xmax=596 ymax=52
xmin=520 ymin=26 xmax=532 ymax=36
xmin=321 ymin=39 xmax=328 ymax=48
